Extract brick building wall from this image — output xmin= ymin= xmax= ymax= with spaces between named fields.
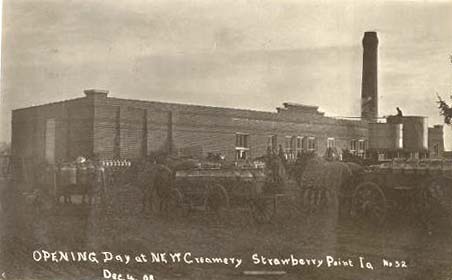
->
xmin=11 ymin=90 xmax=370 ymax=163
xmin=11 ymin=97 xmax=94 ymax=163
xmin=89 ymin=91 xmax=369 ymax=161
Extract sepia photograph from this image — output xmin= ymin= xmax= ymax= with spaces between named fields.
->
xmin=1 ymin=0 xmax=452 ymax=279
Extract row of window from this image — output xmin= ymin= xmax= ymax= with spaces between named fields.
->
xmin=349 ymin=139 xmax=368 ymax=152
xmin=235 ymin=133 xmax=367 ymax=160
xmin=282 ymin=136 xmax=319 ymax=152
xmin=237 ymin=134 xmax=321 ymax=150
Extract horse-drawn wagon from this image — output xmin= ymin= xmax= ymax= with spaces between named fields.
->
xmin=348 ymin=159 xmax=452 ymax=229
xmin=283 ymin=152 xmax=452 ymax=231
xmin=172 ymin=165 xmax=280 ymax=223
xmin=23 ymin=158 xmax=108 ymax=208
xmin=55 ymin=159 xmax=107 ymax=205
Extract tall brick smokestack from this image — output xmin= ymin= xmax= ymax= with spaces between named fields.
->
xmin=361 ymin=31 xmax=379 ymax=121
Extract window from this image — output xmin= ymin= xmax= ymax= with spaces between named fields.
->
xmin=284 ymin=136 xmax=294 ymax=151
xmin=307 ymin=137 xmax=316 ymax=151
xmin=296 ymin=136 xmax=303 ymax=155
xmin=358 ymin=140 xmax=365 ymax=152
xmin=296 ymin=137 xmax=303 ymax=150
xmin=327 ymin=138 xmax=335 ymax=148
xmin=434 ymin=144 xmax=440 ymax=156
xmin=236 ymin=133 xmax=249 ymax=148
xmin=267 ymin=135 xmax=277 ymax=150
xmin=350 ymin=139 xmax=358 ymax=152
xmin=284 ymin=136 xmax=296 ymax=160
xmin=351 ymin=139 xmax=367 ymax=158
xmin=236 ymin=133 xmax=249 ymax=160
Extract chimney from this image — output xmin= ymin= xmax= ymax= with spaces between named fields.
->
xmin=361 ymin=31 xmax=378 ymax=121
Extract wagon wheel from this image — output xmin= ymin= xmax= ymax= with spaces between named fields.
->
xmin=250 ymin=196 xmax=275 ymax=224
xmin=166 ymin=188 xmax=185 ymax=219
xmin=351 ymin=181 xmax=387 ymax=227
xmin=150 ymin=186 xmax=185 ymax=218
xmin=416 ymin=176 xmax=452 ymax=232
xmin=205 ymin=183 xmax=230 ymax=213
xmin=302 ymin=187 xmax=330 ymax=213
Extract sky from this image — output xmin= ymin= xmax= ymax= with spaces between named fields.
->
xmin=1 ymin=0 xmax=452 ymax=149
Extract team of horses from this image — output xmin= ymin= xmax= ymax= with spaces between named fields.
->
xmin=135 ymin=151 xmax=365 ymax=216
xmin=26 ymin=150 xmax=365 ymax=218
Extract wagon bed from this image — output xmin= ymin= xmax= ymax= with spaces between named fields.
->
xmin=173 ymin=166 xmax=278 ymax=223
xmin=349 ymin=159 xmax=452 ymax=230
xmin=369 ymin=159 xmax=452 ymax=175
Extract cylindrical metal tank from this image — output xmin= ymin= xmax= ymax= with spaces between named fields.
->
xmin=387 ymin=116 xmax=428 ymax=152
xmin=77 ymin=162 xmax=96 ymax=185
xmin=368 ymin=123 xmax=403 ymax=150
xmin=58 ymin=163 xmax=77 ymax=186
xmin=402 ymin=116 xmax=428 ymax=151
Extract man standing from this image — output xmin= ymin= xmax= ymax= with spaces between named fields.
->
xmin=153 ymin=155 xmax=175 ymax=216
xmin=138 ymin=156 xmax=157 ymax=216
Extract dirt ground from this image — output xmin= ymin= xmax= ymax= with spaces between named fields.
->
xmin=1 ymin=178 xmax=452 ymax=280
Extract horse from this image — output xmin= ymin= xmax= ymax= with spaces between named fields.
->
xmin=153 ymin=164 xmax=176 ymax=216
xmin=288 ymin=151 xmax=364 ymax=215
xmin=138 ymin=155 xmax=188 ymax=216
xmin=253 ymin=150 xmax=289 ymax=194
